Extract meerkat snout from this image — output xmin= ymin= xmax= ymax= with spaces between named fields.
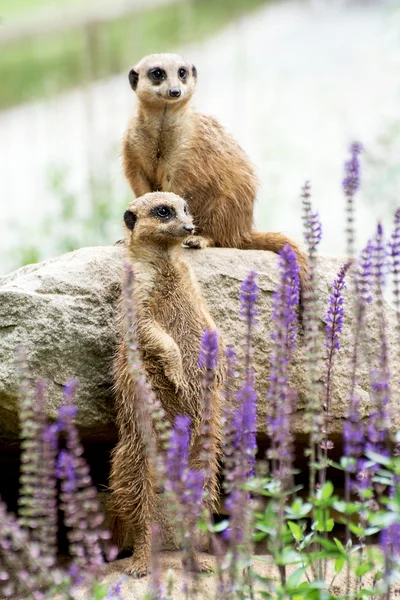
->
xmin=168 ymin=88 xmax=181 ymax=98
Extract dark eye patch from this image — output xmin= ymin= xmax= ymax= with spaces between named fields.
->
xmin=151 ymin=205 xmax=175 ymax=220
xmin=178 ymin=68 xmax=187 ymax=81
xmin=149 ymin=68 xmax=166 ymax=84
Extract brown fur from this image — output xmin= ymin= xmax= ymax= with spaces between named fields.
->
xmin=122 ymin=53 xmax=308 ymax=283
xmin=109 ymin=191 xmax=223 ymax=577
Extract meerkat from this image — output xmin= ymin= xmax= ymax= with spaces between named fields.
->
xmin=122 ymin=52 xmax=308 ymax=285
xmin=109 ymin=191 xmax=223 ymax=578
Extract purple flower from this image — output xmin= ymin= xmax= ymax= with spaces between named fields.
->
xmin=221 ymin=277 xmax=259 ymax=570
xmin=325 ymin=263 xmax=348 ymax=353
xmin=371 ymin=224 xmax=390 ymax=413
xmin=166 ymin=416 xmax=191 ymax=490
xmin=344 ymin=241 xmax=373 ymax=498
xmin=165 ymin=415 xmax=205 ymax=577
xmin=240 ymin=271 xmax=259 ymax=326
xmin=343 ymin=142 xmax=363 ymax=197
xmin=356 ymin=240 xmax=373 ymax=304
xmin=302 ymin=181 xmax=322 ymax=259
xmin=166 ymin=416 xmax=205 ymax=516
xmin=380 ymin=522 xmax=400 ymax=558
xmin=234 ymin=375 xmax=258 ymax=477
xmin=222 ymin=347 xmax=239 ymax=499
xmin=63 ymin=379 xmax=78 ymax=403
xmin=198 ymin=328 xmax=219 ymax=370
xmin=389 ymin=209 xmax=400 ymax=349
xmin=267 ymin=244 xmax=299 ymax=482
xmin=323 ymin=263 xmax=350 ymax=455
xmin=149 ymin=524 xmax=165 ymax=600
xmin=343 ymin=142 xmax=363 ymax=258
xmin=121 ymin=261 xmax=167 ymax=482
xmin=343 ymin=395 xmax=364 ymax=469
xmin=272 ymin=244 xmax=300 ymax=352
xmin=56 ymin=384 xmax=111 ymax=571
xmin=373 ymin=222 xmax=388 ymax=289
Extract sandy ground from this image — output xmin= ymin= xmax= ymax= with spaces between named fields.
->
xmin=74 ymin=551 xmax=378 ymax=599
xmin=1 ymin=0 xmax=400 ymax=273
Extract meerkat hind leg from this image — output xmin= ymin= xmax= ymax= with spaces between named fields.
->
xmin=183 ymin=550 xmax=214 ymax=573
xmin=125 ymin=519 xmax=152 ymax=578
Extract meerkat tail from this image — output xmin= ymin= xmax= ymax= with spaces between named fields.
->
xmin=243 ymin=230 xmax=309 ymax=286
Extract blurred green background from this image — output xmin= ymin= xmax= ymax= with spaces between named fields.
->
xmin=0 ymin=0 xmax=399 ymax=275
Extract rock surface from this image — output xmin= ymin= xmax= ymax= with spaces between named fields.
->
xmin=0 ymin=246 xmax=398 ymax=442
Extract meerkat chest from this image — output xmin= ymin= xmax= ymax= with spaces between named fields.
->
xmin=139 ymin=117 xmax=191 ymax=193
xmin=152 ymin=270 xmax=207 ymax=342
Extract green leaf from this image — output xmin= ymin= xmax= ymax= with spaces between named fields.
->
xmin=288 ymin=521 xmax=304 ymax=542
xmin=333 ymin=538 xmax=346 ymax=556
xmin=365 ymin=449 xmax=391 ymax=466
xmin=334 ymin=556 xmax=345 ymax=574
xmin=299 ymin=532 xmax=315 ymax=550
xmin=320 ymin=481 xmax=334 ymax=501
xmin=213 ymin=519 xmax=229 ymax=533
xmin=355 ymin=562 xmax=374 ymax=577
xmin=364 ymin=526 xmax=380 ymax=536
xmin=339 ymin=456 xmax=356 ymax=470
xmin=286 ymin=499 xmax=312 ymax=519
xmin=349 ymin=522 xmax=365 ymax=536
xmin=197 ymin=520 xmax=208 ymax=532
xmin=315 ymin=537 xmax=342 ymax=553
xmin=369 ymin=511 xmax=397 ymax=528
xmin=332 ymin=500 xmax=362 ymax=515
xmin=286 ymin=567 xmax=306 ymax=589
xmin=326 ymin=518 xmax=335 ymax=532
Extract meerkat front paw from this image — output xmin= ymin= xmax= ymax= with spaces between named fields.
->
xmin=163 ymin=346 xmax=185 ymax=391
xmin=125 ymin=556 xmax=150 ymax=578
xmin=182 ymin=235 xmax=209 ymax=250
xmin=184 ymin=554 xmax=214 ymax=573
xmin=164 ymin=360 xmax=185 ymax=391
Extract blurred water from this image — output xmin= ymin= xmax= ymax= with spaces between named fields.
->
xmin=1 ymin=0 xmax=400 ymax=274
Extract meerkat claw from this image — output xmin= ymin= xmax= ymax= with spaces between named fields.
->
xmin=125 ymin=560 xmax=149 ymax=578
xmin=182 ymin=236 xmax=206 ymax=249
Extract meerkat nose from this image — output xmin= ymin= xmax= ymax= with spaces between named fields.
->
xmin=169 ymin=89 xmax=181 ymax=98
xmin=183 ymin=225 xmax=194 ymax=233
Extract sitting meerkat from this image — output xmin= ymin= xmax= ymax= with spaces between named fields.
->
xmin=122 ymin=52 xmax=308 ymax=285
xmin=109 ymin=191 xmax=223 ymax=577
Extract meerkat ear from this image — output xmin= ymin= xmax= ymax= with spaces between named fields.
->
xmin=192 ymin=65 xmax=197 ymax=79
xmin=124 ymin=210 xmax=137 ymax=231
xmin=128 ymin=68 xmax=139 ymax=90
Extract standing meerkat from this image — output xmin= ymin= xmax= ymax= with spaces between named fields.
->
xmin=122 ymin=52 xmax=308 ymax=284
xmin=109 ymin=191 xmax=223 ymax=577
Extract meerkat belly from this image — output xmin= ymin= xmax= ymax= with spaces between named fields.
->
xmin=142 ymin=284 xmax=207 ymax=420
xmin=153 ymin=277 xmax=208 ymax=372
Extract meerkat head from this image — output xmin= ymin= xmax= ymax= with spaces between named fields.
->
xmin=123 ymin=192 xmax=195 ymax=248
xmin=128 ymin=53 xmax=197 ymax=108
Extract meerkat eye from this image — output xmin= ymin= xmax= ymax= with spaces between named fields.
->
xmin=183 ymin=205 xmax=188 ymax=215
xmin=150 ymin=68 xmax=165 ymax=83
xmin=178 ymin=68 xmax=187 ymax=81
xmin=156 ymin=205 xmax=172 ymax=218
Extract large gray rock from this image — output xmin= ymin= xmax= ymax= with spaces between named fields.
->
xmin=0 ymin=246 xmax=398 ymax=442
